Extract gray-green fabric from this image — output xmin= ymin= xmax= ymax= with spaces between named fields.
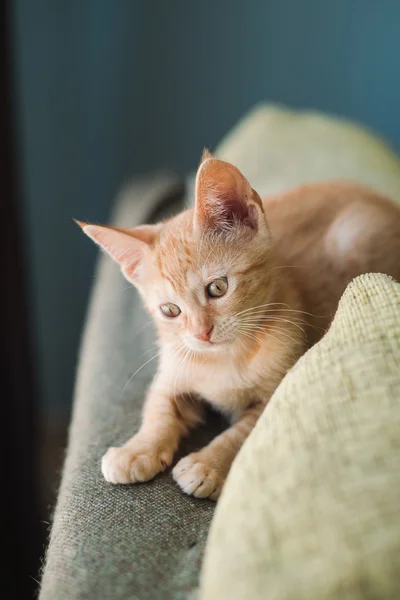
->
xmin=39 ymin=174 xmax=224 ymax=600
xmin=200 ymin=273 xmax=400 ymax=600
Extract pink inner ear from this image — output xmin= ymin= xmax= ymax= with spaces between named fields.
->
xmin=82 ymin=224 xmax=145 ymax=274
xmin=195 ymin=157 xmax=260 ymax=233
xmin=124 ymin=260 xmax=141 ymax=279
xmin=219 ymin=192 xmax=257 ymax=230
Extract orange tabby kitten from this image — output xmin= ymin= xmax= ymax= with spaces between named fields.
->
xmin=78 ymin=151 xmax=400 ymax=501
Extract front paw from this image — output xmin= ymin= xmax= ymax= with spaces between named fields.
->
xmin=101 ymin=437 xmax=174 ymax=484
xmin=172 ymin=454 xmax=226 ymax=501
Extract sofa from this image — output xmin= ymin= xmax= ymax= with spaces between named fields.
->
xmin=40 ymin=105 xmax=400 ymax=600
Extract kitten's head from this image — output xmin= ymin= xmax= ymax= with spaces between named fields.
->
xmin=78 ymin=152 xmax=274 ymax=353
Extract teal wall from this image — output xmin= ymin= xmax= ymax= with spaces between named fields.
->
xmin=12 ymin=1 xmax=400 ymax=417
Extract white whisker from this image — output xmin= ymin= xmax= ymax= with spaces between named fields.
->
xmin=134 ymin=345 xmax=160 ymax=362
xmin=235 ymin=305 xmax=328 ymax=321
xmin=239 ymin=312 xmax=326 ymax=333
xmin=240 ymin=315 xmax=307 ymax=335
xmin=238 ymin=326 xmax=298 ymax=359
xmin=173 ymin=345 xmax=192 ymax=417
xmin=233 ymin=302 xmax=290 ymax=318
xmin=120 ymin=352 xmax=161 ymax=397
xmin=185 ymin=347 xmax=197 ymax=404
xmin=238 ymin=323 xmax=300 ymax=346
xmin=270 ymin=265 xmax=309 ymax=271
xmin=131 ymin=320 xmax=153 ymax=338
xmin=237 ymin=328 xmax=262 ymax=345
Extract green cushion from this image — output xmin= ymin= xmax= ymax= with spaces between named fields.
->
xmin=200 ymin=273 xmax=400 ymax=600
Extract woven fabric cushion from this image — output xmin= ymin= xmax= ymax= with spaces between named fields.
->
xmin=215 ymin=103 xmax=400 ymax=200
xmin=200 ymin=273 xmax=400 ymax=600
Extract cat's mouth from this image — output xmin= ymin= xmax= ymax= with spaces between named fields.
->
xmin=184 ymin=338 xmax=225 ymax=352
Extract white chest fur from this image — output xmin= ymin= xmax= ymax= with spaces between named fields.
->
xmin=172 ymin=352 xmax=262 ymax=414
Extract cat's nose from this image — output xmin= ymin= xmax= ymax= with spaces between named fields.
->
xmin=194 ymin=325 xmax=213 ymax=342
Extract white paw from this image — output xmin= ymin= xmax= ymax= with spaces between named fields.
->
xmin=101 ymin=437 xmax=174 ymax=484
xmin=172 ymin=454 xmax=225 ymax=501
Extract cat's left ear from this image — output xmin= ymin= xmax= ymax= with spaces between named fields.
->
xmin=75 ymin=221 xmax=159 ymax=280
xmin=193 ymin=151 xmax=266 ymax=234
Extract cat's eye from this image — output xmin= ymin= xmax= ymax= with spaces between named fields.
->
xmin=160 ymin=303 xmax=181 ymax=318
xmin=207 ymin=277 xmax=228 ymax=298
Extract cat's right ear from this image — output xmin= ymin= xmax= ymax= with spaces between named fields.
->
xmin=193 ymin=153 xmax=265 ymax=235
xmin=75 ymin=221 xmax=158 ymax=280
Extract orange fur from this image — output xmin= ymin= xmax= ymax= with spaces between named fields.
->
xmin=79 ymin=154 xmax=400 ymax=500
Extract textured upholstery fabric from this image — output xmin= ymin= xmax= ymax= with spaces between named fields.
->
xmin=215 ymin=104 xmax=400 ymax=201
xmin=200 ymin=274 xmax=400 ymax=600
xmin=40 ymin=104 xmax=400 ymax=599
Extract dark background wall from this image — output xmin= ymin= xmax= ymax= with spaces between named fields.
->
xmin=11 ymin=0 xmax=400 ymax=419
